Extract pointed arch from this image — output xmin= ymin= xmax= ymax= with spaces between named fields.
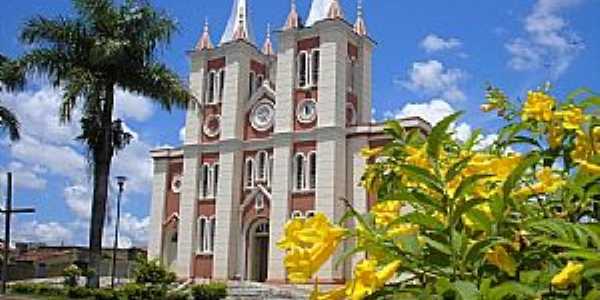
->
xmin=245 ymin=157 xmax=256 ymax=188
xmin=293 ymin=153 xmax=306 ymax=191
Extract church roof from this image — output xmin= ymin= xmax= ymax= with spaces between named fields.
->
xmin=306 ymin=0 xmax=344 ymax=27
xmin=220 ymin=0 xmax=255 ymax=45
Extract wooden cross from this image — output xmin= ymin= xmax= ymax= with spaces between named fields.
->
xmin=1 ymin=172 xmax=35 ymax=294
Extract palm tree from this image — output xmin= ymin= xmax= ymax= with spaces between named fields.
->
xmin=0 ymin=54 xmax=25 ymax=141
xmin=19 ymin=0 xmax=192 ymax=287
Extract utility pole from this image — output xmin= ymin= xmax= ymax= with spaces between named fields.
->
xmin=1 ymin=172 xmax=35 ymax=294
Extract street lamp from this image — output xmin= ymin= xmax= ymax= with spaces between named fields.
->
xmin=111 ymin=176 xmax=127 ymax=289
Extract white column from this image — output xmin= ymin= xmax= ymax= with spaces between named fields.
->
xmin=184 ymin=58 xmax=206 ymax=145
xmin=315 ymin=132 xmax=347 ymax=281
xmin=267 ymin=137 xmax=293 ymax=282
xmin=221 ymin=48 xmax=250 ymax=140
xmin=148 ymin=159 xmax=168 ymax=260
xmin=274 ymin=32 xmax=296 ymax=133
xmin=213 ymin=148 xmax=243 ymax=279
xmin=175 ymin=149 xmax=200 ymax=278
xmin=318 ymin=28 xmax=347 ymax=128
xmin=358 ymin=41 xmax=373 ymax=124
xmin=347 ymin=137 xmax=369 ymax=276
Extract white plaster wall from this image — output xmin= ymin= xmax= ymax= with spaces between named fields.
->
xmin=175 ymin=150 xmax=200 ymax=277
xmin=148 ymin=159 xmax=169 ymax=260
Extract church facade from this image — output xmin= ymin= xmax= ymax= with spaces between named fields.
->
xmin=147 ymin=0 xmax=430 ymax=283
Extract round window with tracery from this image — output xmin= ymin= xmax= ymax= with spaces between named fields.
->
xmin=203 ymin=114 xmax=221 ymax=138
xmin=171 ymin=174 xmax=183 ymax=194
xmin=296 ymin=99 xmax=317 ymax=124
xmin=250 ymin=100 xmax=275 ymax=132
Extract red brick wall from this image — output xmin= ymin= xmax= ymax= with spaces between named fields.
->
xmin=165 ymin=161 xmax=183 ymax=218
xmin=194 ymin=255 xmax=213 ymax=278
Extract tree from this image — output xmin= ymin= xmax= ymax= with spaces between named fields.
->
xmin=0 ymin=54 xmax=25 ymax=141
xmin=18 ymin=0 xmax=192 ymax=287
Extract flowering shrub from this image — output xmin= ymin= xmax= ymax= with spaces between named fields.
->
xmin=278 ymin=86 xmax=600 ymax=299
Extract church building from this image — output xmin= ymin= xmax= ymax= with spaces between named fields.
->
xmin=147 ymin=0 xmax=430 ymax=283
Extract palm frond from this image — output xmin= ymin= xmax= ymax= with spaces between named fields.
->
xmin=0 ymin=104 xmax=20 ymax=141
xmin=20 ymin=49 xmax=71 ymax=88
xmin=118 ymin=63 xmax=192 ymax=111
xmin=0 ymin=55 xmax=26 ymax=92
xmin=20 ymin=15 xmax=89 ymax=49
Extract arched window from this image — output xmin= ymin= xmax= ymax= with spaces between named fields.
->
xmin=297 ymin=51 xmax=309 ymax=88
xmin=207 ymin=71 xmax=216 ymax=103
xmin=310 ymin=49 xmax=320 ymax=86
xmin=201 ymin=163 xmax=211 ymax=198
xmin=209 ymin=217 xmax=216 ymax=252
xmin=256 ymin=74 xmax=264 ymax=90
xmin=293 ymin=153 xmax=306 ymax=191
xmin=256 ymin=151 xmax=268 ymax=182
xmin=213 ymin=164 xmax=219 ymax=197
xmin=249 ymin=72 xmax=256 ymax=96
xmin=197 ymin=217 xmax=208 ymax=253
xmin=291 ymin=211 xmax=303 ymax=219
xmin=245 ymin=158 xmax=255 ymax=188
xmin=308 ymin=151 xmax=317 ymax=190
xmin=255 ymin=193 xmax=265 ymax=210
xmin=218 ymin=69 xmax=225 ymax=100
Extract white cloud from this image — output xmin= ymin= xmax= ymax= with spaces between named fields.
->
xmin=506 ymin=0 xmax=584 ymax=77
xmin=112 ymin=125 xmax=153 ymax=195
xmin=421 ymin=34 xmax=462 ymax=53
xmin=179 ymin=126 xmax=186 ymax=143
xmin=10 ymin=221 xmax=75 ymax=246
xmin=398 ymin=60 xmax=467 ymax=102
xmin=0 ymin=162 xmax=47 ymax=190
xmin=390 ymin=98 xmax=456 ymax=126
xmin=114 ymin=89 xmax=155 ymax=122
xmin=64 ymin=184 xmax=92 ymax=220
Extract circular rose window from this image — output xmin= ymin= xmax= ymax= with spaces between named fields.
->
xmin=250 ymin=100 xmax=275 ymax=131
xmin=296 ymin=99 xmax=317 ymax=124
xmin=171 ymin=174 xmax=183 ymax=194
xmin=203 ymin=114 xmax=221 ymax=138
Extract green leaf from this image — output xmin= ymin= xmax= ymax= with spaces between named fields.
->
xmin=463 ymin=237 xmax=506 ymax=265
xmin=453 ymin=175 xmax=493 ymax=201
xmin=559 ymin=250 xmax=600 ymax=260
xmin=445 ymin=155 xmax=473 ymax=183
xmin=580 ymin=95 xmax=600 ymax=109
xmin=427 ymin=112 xmax=463 ymax=161
xmin=384 ymin=120 xmax=406 ymax=140
xmin=399 ymin=212 xmax=445 ymax=231
xmin=451 ymin=197 xmax=488 ymax=227
xmin=566 ymin=87 xmax=594 ymax=102
xmin=421 ymin=236 xmax=452 ymax=255
xmin=398 ymin=164 xmax=445 ymax=195
xmin=452 ymin=281 xmax=480 ymax=300
xmin=585 ymin=290 xmax=600 ymax=300
xmin=488 ymin=282 xmax=537 ymax=300
xmin=502 ymin=152 xmax=541 ymax=200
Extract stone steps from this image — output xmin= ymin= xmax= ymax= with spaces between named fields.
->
xmin=226 ymin=281 xmax=309 ymax=300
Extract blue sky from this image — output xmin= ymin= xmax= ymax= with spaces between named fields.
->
xmin=0 ymin=0 xmax=599 ymax=247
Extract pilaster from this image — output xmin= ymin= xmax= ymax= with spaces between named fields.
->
xmin=317 ymin=26 xmax=348 ymax=128
xmin=175 ymin=148 xmax=200 ymax=278
xmin=358 ymin=41 xmax=373 ymax=124
xmin=221 ymin=45 xmax=251 ymax=140
xmin=267 ymin=135 xmax=293 ymax=282
xmin=274 ymin=31 xmax=297 ymax=133
xmin=148 ymin=159 xmax=169 ymax=260
xmin=347 ymin=136 xmax=369 ymax=276
xmin=213 ymin=147 xmax=243 ymax=279
xmin=184 ymin=57 xmax=206 ymax=145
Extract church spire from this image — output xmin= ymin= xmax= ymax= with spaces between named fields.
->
xmin=283 ymin=0 xmax=300 ymax=30
xmin=196 ymin=18 xmax=214 ymax=51
xmin=354 ymin=0 xmax=367 ymax=36
xmin=306 ymin=0 xmax=344 ymax=27
xmin=220 ymin=0 xmax=255 ymax=45
xmin=262 ymin=23 xmax=274 ymax=56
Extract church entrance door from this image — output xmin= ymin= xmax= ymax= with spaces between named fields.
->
xmin=248 ymin=220 xmax=269 ymax=282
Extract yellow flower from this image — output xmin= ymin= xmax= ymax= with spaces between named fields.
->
xmin=551 ymin=261 xmax=584 ymax=289
xmin=513 ymin=167 xmax=564 ymax=198
xmin=387 ymin=223 xmax=419 ymax=238
xmin=555 ymin=105 xmax=585 ymax=130
xmin=547 ymin=123 xmax=564 ymax=149
xmin=371 ymin=201 xmax=402 ymax=227
xmin=361 ymin=147 xmax=383 ymax=159
xmin=571 ymin=130 xmax=591 ymax=161
xmin=346 ymin=260 xmax=402 ymax=300
xmin=485 ymin=245 xmax=517 ymax=276
xmin=405 ymin=145 xmax=430 ymax=169
xmin=522 ymin=91 xmax=555 ymax=123
xmin=278 ymin=213 xmax=347 ymax=283
xmin=576 ymin=160 xmax=600 ymax=176
xmin=310 ymin=281 xmax=347 ymax=300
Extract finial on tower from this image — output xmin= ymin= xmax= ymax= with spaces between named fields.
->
xmin=283 ymin=0 xmax=300 ymax=30
xmin=262 ymin=23 xmax=274 ymax=56
xmin=327 ymin=0 xmax=344 ymax=20
xmin=196 ymin=18 xmax=214 ymax=50
xmin=354 ymin=0 xmax=368 ymax=36
xmin=220 ymin=0 xmax=255 ymax=45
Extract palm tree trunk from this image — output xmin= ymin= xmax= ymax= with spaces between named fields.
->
xmin=87 ymin=84 xmax=115 ymax=288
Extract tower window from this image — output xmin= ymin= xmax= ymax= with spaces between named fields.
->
xmin=293 ymin=153 xmax=306 ymax=191
xmin=198 ymin=216 xmax=212 ymax=253
xmin=297 ymin=51 xmax=309 ymax=88
xmin=308 ymin=151 xmax=317 ymax=190
xmin=213 ymin=164 xmax=219 ymax=197
xmin=218 ymin=69 xmax=225 ymax=100
xmin=207 ymin=71 xmax=216 ymax=104
xmin=256 ymin=74 xmax=264 ymax=90
xmin=249 ymin=72 xmax=256 ymax=96
xmin=257 ymin=151 xmax=268 ymax=182
xmin=209 ymin=217 xmax=216 ymax=252
xmin=310 ymin=49 xmax=320 ymax=86
xmin=245 ymin=158 xmax=255 ymax=188
xmin=201 ymin=163 xmax=211 ymax=198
